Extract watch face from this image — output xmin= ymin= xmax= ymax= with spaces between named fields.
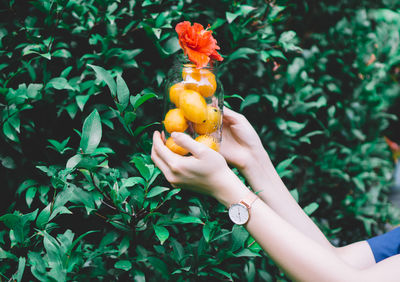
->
xmin=228 ymin=203 xmax=249 ymax=225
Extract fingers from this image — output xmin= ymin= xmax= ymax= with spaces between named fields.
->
xmin=171 ymin=132 xmax=206 ymax=157
xmin=222 ymin=106 xmax=245 ymax=124
xmin=152 ymin=130 xmax=177 ymax=162
xmin=151 ymin=145 xmax=170 ymax=175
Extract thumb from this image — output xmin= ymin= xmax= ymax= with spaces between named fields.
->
xmin=223 ymin=107 xmax=242 ymax=124
xmin=171 ymin=132 xmax=206 ymax=157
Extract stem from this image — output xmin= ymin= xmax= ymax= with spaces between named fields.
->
xmin=90 ymin=171 xmax=111 ymax=201
xmin=47 ymin=2 xmax=68 ymax=53
xmin=50 ymin=189 xmax=57 ymax=213
xmin=101 ymin=200 xmax=117 ymax=210
xmin=0 ymin=271 xmax=10 ymax=281
xmin=94 ymin=212 xmax=129 ymax=228
xmin=90 ymin=172 xmax=135 ymax=218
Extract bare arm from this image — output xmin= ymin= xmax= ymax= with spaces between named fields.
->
xmin=216 ymin=179 xmax=396 ymax=282
xmin=220 ymin=108 xmax=376 ymax=268
xmin=151 ymin=131 xmax=387 ymax=281
xmin=220 ymin=108 xmax=335 ymax=249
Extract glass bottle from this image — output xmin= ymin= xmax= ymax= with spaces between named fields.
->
xmin=163 ymin=56 xmax=224 ymax=155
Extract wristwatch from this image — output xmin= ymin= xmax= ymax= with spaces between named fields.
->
xmin=228 ymin=192 xmax=259 ymax=225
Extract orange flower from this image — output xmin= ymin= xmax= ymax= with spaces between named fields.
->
xmin=175 ymin=21 xmax=223 ymax=68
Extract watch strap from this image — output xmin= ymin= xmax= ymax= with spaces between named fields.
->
xmin=238 ymin=192 xmax=258 ymax=210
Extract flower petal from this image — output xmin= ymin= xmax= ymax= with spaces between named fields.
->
xmin=175 ymin=21 xmax=191 ymax=35
xmin=186 ymin=48 xmax=210 ymax=68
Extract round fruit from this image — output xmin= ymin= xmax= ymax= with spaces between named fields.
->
xmin=166 ymin=137 xmax=189 ymax=156
xmin=194 ymin=106 xmax=221 ymax=135
xmin=179 ymin=89 xmax=207 ymax=124
xmin=183 ymin=68 xmax=216 ymax=98
xmin=195 ymin=135 xmax=219 ymax=152
xmin=182 ymin=65 xmax=201 ymax=81
xmin=163 ymin=108 xmax=188 ymax=133
xmin=169 ymin=82 xmax=185 ymax=107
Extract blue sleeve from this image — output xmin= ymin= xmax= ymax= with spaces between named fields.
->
xmin=366 ymin=226 xmax=400 ymax=262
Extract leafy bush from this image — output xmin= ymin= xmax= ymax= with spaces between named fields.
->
xmin=1 ymin=0 xmax=399 ymax=281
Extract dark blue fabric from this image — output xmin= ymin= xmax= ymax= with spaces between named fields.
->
xmin=366 ymin=227 xmax=400 ymax=262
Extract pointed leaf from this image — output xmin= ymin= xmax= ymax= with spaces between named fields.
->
xmin=154 ymin=225 xmax=169 ymax=244
xmin=116 ymin=74 xmax=130 ymax=110
xmin=88 ymin=64 xmax=116 ymax=96
xmin=80 ymin=110 xmax=102 ymax=154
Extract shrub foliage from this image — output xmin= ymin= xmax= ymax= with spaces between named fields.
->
xmin=1 ymin=0 xmax=400 ymax=281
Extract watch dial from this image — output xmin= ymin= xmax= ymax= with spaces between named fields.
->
xmin=229 ymin=204 xmax=249 ymax=225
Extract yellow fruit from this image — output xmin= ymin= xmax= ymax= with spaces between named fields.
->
xmin=182 ymin=65 xmax=201 ymax=81
xmin=179 ymin=89 xmax=207 ymax=124
xmin=183 ymin=68 xmax=217 ymax=98
xmin=195 ymin=135 xmax=219 ymax=152
xmin=169 ymin=82 xmax=185 ymax=107
xmin=194 ymin=106 xmax=221 ymax=135
xmin=166 ymin=137 xmax=189 ymax=156
xmin=163 ymin=108 xmax=188 ymax=133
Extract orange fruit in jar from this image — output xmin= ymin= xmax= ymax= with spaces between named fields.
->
xmin=179 ymin=89 xmax=207 ymax=124
xmin=194 ymin=106 xmax=221 ymax=135
xmin=195 ymin=135 xmax=219 ymax=152
xmin=183 ymin=68 xmax=217 ymax=98
xmin=182 ymin=64 xmax=201 ymax=81
xmin=169 ymin=82 xmax=185 ymax=107
xmin=163 ymin=108 xmax=188 ymax=133
xmin=166 ymin=137 xmax=189 ymax=156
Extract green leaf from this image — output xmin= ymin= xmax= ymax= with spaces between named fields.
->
xmin=240 ymin=94 xmax=260 ymax=111
xmin=203 ymin=221 xmax=217 ymax=243
xmin=290 ymin=189 xmax=299 ymax=203
xmin=133 ymin=121 xmax=159 ymax=137
xmin=116 ymin=74 xmax=130 ymax=110
xmin=80 ymin=109 xmax=102 ymax=154
xmin=212 ymin=268 xmax=233 ymax=280
xmin=154 ymin=225 xmax=169 ymax=244
xmin=88 ymin=64 xmax=116 ymax=96
xmin=0 ymin=214 xmax=20 ymax=229
xmin=226 ymin=12 xmax=240 ymax=23
xmin=122 ymin=177 xmax=145 ymax=187
xmin=172 ymin=216 xmax=203 ymax=224
xmin=46 ymin=77 xmax=75 ymax=91
xmin=132 ymin=156 xmax=151 ymax=180
xmin=231 ymin=225 xmax=249 ymax=251
xmin=3 ymin=121 xmax=19 ymax=142
xmin=36 ymin=204 xmax=51 ymax=229
xmin=25 ymin=187 xmax=37 ymax=208
xmin=147 ymin=186 xmax=169 ymax=198
xmin=263 ymin=94 xmax=279 ymax=110
xmin=228 ymin=47 xmax=257 ymax=62
xmin=131 ymin=93 xmax=157 ymax=109
xmin=66 ymin=154 xmax=82 ymax=169
xmin=234 ymin=249 xmax=262 ymax=257
xmin=303 ymin=202 xmax=319 ymax=216
xmin=115 ymin=260 xmax=132 ymax=271
xmin=13 ymin=257 xmax=26 ymax=282
xmin=27 ymin=83 xmax=43 ymax=99
xmin=76 ymin=95 xmax=90 ymax=111
xmin=276 ymin=156 xmax=296 ymax=177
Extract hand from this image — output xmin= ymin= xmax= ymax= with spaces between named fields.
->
xmin=151 ymin=131 xmax=249 ymax=205
xmin=219 ymin=107 xmax=271 ymax=172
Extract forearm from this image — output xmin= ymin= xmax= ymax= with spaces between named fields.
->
xmin=241 ymin=151 xmax=334 ymax=250
xmin=244 ymin=198 xmax=367 ymax=282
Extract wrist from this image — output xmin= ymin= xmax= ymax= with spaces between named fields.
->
xmin=212 ymin=169 xmax=250 ymax=208
xmin=241 ymin=149 xmax=274 ymax=179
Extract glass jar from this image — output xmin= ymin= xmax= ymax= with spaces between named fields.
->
xmin=163 ymin=56 xmax=224 ymax=155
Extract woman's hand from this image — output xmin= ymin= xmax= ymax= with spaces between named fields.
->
xmin=219 ymin=107 xmax=272 ymax=173
xmin=151 ymin=131 xmax=249 ymax=206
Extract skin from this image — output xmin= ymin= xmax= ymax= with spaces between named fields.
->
xmin=151 ymin=107 xmax=400 ymax=281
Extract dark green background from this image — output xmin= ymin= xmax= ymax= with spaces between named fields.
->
xmin=1 ymin=0 xmax=400 ymax=281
